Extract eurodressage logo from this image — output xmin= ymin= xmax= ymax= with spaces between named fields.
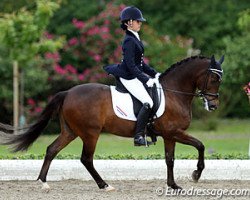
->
xmin=155 ymin=186 xmax=250 ymax=198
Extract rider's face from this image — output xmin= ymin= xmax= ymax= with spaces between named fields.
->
xmin=128 ymin=20 xmax=142 ymax=32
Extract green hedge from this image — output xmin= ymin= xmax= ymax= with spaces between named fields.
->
xmin=0 ymin=153 xmax=248 ymax=160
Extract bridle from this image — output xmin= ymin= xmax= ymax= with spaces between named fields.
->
xmin=155 ymin=55 xmax=224 ymax=111
xmin=198 ymin=67 xmax=223 ymax=99
xmin=160 ymin=64 xmax=223 ymax=100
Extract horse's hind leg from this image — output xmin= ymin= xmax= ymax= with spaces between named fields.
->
xmin=80 ymin=131 xmax=115 ymax=191
xmin=37 ymin=126 xmax=76 ymax=191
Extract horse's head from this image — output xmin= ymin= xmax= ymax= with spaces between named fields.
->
xmin=197 ymin=55 xmax=224 ymax=111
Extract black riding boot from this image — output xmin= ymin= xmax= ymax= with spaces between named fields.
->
xmin=134 ymin=103 xmax=152 ymax=146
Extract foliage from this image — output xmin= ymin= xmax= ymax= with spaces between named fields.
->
xmin=0 ymin=0 xmax=249 ymax=122
xmin=46 ymin=3 xmax=191 ymax=93
xmin=116 ymin=0 xmax=250 ymax=118
xmin=0 ymin=2 xmax=191 ymax=125
xmin=0 ymin=0 xmax=63 ymax=64
xmin=0 ymin=0 xmax=35 ymax=13
xmin=0 ymin=0 xmax=65 ymax=123
xmin=237 ymin=9 xmax=250 ymax=32
xmin=120 ymin=0 xmax=250 ymax=55
xmin=41 ymin=3 xmax=125 ymax=95
xmin=0 ymin=153 xmax=248 ymax=160
xmin=46 ymin=0 xmax=250 ymax=118
xmin=141 ymin=26 xmax=195 ymax=73
xmin=47 ymin=0 xmax=108 ymax=37
xmin=50 ymin=3 xmax=124 ymax=84
xmin=219 ymin=8 xmax=250 ymax=117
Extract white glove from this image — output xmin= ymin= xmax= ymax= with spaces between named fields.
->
xmin=146 ymin=78 xmax=157 ymax=87
xmin=155 ymin=73 xmax=161 ymax=79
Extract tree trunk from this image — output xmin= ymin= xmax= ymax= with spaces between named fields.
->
xmin=13 ymin=60 xmax=19 ymax=133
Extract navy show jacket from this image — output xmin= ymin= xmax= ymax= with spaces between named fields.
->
xmin=104 ymin=30 xmax=157 ymax=84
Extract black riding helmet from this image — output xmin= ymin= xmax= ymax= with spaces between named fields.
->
xmin=120 ymin=6 xmax=146 ymax=22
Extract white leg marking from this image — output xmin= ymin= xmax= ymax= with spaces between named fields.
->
xmin=38 ymin=179 xmax=51 ymax=193
xmin=104 ymin=185 xmax=116 ymax=192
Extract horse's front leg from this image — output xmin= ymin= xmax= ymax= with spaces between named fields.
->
xmin=163 ymin=138 xmax=182 ymax=190
xmin=174 ymin=130 xmax=205 ymax=182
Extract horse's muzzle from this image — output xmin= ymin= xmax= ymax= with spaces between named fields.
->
xmin=203 ymin=97 xmax=219 ymax=111
xmin=207 ymin=99 xmax=219 ymax=111
xmin=208 ymin=104 xmax=218 ymax=111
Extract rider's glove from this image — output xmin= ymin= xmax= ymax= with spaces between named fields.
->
xmin=155 ymin=73 xmax=161 ymax=79
xmin=146 ymin=78 xmax=157 ymax=87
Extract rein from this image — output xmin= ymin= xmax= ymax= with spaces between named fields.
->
xmin=158 ymin=64 xmax=223 ymax=99
xmin=160 ymin=87 xmax=219 ymax=101
xmin=159 ymin=87 xmax=202 ymax=97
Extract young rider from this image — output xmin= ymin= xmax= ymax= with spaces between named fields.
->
xmin=104 ymin=6 xmax=160 ymax=146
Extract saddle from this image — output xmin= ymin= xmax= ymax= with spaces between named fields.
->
xmin=115 ymin=77 xmax=160 ymax=119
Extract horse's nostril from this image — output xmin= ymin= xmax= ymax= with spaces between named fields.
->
xmin=209 ymin=105 xmax=217 ymax=111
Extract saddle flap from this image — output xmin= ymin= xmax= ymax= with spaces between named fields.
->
xmin=110 ymin=80 xmax=165 ymax=121
xmin=115 ymin=78 xmax=160 ymax=117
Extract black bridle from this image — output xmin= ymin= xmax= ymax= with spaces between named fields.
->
xmin=160 ymin=64 xmax=223 ymax=99
xmin=197 ymin=67 xmax=223 ymax=99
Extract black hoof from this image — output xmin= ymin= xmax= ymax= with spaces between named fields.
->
xmin=98 ymin=182 xmax=109 ymax=189
xmin=168 ymin=183 xmax=182 ymax=191
xmin=192 ymin=170 xmax=201 ymax=182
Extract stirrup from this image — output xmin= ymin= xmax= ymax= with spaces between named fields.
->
xmin=134 ymin=135 xmax=153 ymax=147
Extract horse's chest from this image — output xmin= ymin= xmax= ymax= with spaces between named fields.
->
xmin=160 ymin=110 xmax=191 ymax=132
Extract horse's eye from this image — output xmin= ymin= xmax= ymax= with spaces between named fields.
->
xmin=210 ymin=74 xmax=219 ymax=84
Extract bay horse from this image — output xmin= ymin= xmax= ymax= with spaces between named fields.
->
xmin=0 ymin=55 xmax=224 ymax=191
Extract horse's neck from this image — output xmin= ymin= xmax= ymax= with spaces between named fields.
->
xmin=160 ymin=59 xmax=208 ymax=104
xmin=161 ymin=63 xmax=198 ymax=92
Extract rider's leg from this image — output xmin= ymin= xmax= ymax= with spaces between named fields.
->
xmin=120 ymin=78 xmax=153 ymax=146
xmin=133 ymin=102 xmax=152 ymax=146
xmin=120 ymin=78 xmax=153 ymax=108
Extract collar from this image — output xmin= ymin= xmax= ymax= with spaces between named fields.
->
xmin=127 ymin=29 xmax=140 ymax=41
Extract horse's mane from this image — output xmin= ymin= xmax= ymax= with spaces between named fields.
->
xmin=160 ymin=55 xmax=209 ymax=77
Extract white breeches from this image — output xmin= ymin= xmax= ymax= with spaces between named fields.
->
xmin=120 ymin=78 xmax=153 ymax=108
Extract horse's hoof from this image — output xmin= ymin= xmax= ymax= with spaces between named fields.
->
xmin=192 ymin=170 xmax=201 ymax=182
xmin=168 ymin=183 xmax=182 ymax=191
xmin=104 ymin=185 xmax=116 ymax=192
xmin=38 ymin=180 xmax=51 ymax=193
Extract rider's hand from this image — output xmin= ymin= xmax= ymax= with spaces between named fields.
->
xmin=146 ymin=78 xmax=156 ymax=87
xmin=155 ymin=73 xmax=161 ymax=79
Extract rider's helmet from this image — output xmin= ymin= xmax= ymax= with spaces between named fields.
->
xmin=120 ymin=6 xmax=146 ymax=22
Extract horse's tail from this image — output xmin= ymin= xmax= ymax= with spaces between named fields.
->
xmin=0 ymin=91 xmax=68 ymax=152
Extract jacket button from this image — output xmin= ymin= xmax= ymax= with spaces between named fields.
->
xmin=140 ymin=64 xmax=143 ymax=66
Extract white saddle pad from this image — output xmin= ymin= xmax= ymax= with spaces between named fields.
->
xmin=110 ymin=82 xmax=165 ymax=121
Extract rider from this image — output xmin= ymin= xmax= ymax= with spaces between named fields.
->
xmin=104 ymin=6 xmax=160 ymax=146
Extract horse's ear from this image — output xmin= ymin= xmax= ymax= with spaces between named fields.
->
xmin=210 ymin=55 xmax=216 ymax=66
xmin=219 ymin=55 xmax=224 ymax=64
